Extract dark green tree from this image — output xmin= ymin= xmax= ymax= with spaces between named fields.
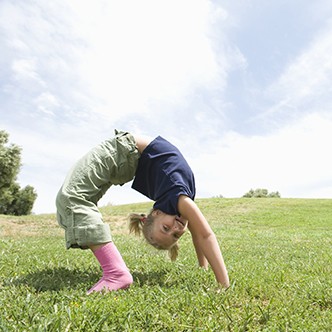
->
xmin=0 ymin=130 xmax=37 ymax=215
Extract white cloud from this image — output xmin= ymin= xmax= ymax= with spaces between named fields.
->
xmin=65 ymin=0 xmax=228 ymax=118
xmin=1 ymin=0 xmax=232 ymax=123
xmin=33 ymin=92 xmax=60 ymax=116
xmin=192 ymin=112 xmax=332 ymax=199
xmin=11 ymin=59 xmax=45 ymax=85
xmin=264 ymin=21 xmax=332 ymax=117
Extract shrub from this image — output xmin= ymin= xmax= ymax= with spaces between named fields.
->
xmin=0 ymin=130 xmax=37 ymax=215
xmin=243 ymin=188 xmax=281 ymax=198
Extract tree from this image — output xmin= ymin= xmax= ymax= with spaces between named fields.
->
xmin=243 ymin=188 xmax=281 ymax=198
xmin=0 ymin=130 xmax=37 ymax=215
xmin=267 ymin=191 xmax=281 ymax=198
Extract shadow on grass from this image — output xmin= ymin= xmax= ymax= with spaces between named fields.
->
xmin=9 ymin=268 xmax=172 ymax=292
xmin=9 ymin=267 xmax=97 ymax=292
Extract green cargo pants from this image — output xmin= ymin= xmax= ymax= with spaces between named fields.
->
xmin=56 ymin=130 xmax=140 ymax=249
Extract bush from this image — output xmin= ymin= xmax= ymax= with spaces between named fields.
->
xmin=243 ymin=188 xmax=281 ymax=198
xmin=0 ymin=130 xmax=37 ymax=215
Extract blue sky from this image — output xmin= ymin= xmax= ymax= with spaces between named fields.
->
xmin=1 ymin=0 xmax=332 ymax=214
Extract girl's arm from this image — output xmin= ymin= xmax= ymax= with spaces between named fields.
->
xmin=178 ymin=195 xmax=230 ymax=288
xmin=189 ymin=225 xmax=209 ymax=269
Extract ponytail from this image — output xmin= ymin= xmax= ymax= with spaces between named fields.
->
xmin=128 ymin=213 xmax=146 ymax=236
xmin=168 ymin=243 xmax=179 ymax=261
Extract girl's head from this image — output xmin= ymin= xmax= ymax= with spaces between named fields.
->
xmin=129 ymin=209 xmax=188 ymax=261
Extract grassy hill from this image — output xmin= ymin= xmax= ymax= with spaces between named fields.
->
xmin=0 ymin=198 xmax=331 ymax=331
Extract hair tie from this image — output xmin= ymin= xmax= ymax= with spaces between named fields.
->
xmin=139 ymin=214 xmax=147 ymax=223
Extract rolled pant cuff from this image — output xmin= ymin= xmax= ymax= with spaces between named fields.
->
xmin=65 ymin=223 xmax=112 ymax=249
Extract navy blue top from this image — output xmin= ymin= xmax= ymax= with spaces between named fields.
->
xmin=132 ymin=136 xmax=196 ymax=215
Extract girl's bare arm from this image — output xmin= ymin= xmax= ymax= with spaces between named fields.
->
xmin=189 ymin=225 xmax=209 ymax=269
xmin=178 ymin=195 xmax=230 ymax=288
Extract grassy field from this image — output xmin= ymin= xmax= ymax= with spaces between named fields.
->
xmin=0 ymin=198 xmax=331 ymax=331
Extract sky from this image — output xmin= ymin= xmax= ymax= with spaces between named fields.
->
xmin=1 ymin=0 xmax=332 ymax=214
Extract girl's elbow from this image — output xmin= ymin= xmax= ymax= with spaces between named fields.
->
xmin=202 ymin=231 xmax=217 ymax=241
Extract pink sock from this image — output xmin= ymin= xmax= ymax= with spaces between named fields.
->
xmin=87 ymin=242 xmax=133 ymax=294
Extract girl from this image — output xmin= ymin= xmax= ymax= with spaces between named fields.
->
xmin=56 ymin=130 xmax=229 ymax=294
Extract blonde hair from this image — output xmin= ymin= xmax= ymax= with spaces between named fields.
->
xmin=129 ymin=211 xmax=179 ymax=261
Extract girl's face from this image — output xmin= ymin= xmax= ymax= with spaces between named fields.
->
xmin=150 ymin=210 xmax=188 ymax=249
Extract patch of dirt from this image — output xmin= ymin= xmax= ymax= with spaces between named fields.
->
xmin=0 ymin=216 xmax=62 ymax=238
xmin=0 ymin=214 xmax=130 ymax=239
xmin=102 ymin=215 xmax=130 ymax=235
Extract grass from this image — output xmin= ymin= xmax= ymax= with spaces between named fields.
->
xmin=0 ymin=198 xmax=331 ymax=331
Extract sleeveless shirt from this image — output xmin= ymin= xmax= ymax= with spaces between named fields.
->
xmin=132 ymin=136 xmax=196 ymax=215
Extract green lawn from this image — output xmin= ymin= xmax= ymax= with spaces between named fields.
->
xmin=0 ymin=198 xmax=331 ymax=331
